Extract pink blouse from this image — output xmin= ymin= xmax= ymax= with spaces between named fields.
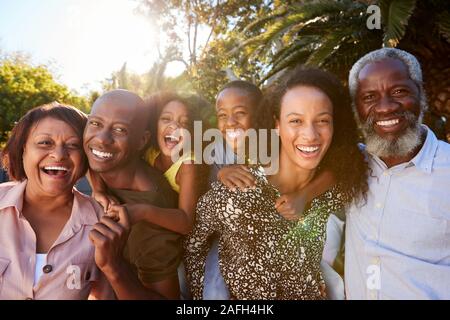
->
xmin=0 ymin=180 xmax=114 ymax=300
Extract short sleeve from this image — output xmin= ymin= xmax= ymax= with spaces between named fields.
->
xmin=125 ymin=221 xmax=183 ymax=284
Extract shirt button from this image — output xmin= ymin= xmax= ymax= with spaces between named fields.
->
xmin=375 ymin=203 xmax=382 ymax=209
xmin=43 ymin=264 xmax=53 ymax=274
xmin=370 ymin=291 xmax=377 ymax=299
xmin=371 ymin=257 xmax=380 ymax=264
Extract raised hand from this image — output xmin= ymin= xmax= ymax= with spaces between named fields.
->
xmin=275 ymin=192 xmax=307 ymax=221
xmin=93 ymin=191 xmax=119 ymax=213
xmin=89 ymin=204 xmax=131 ymax=274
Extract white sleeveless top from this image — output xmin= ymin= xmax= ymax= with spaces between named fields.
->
xmin=34 ymin=254 xmax=47 ymax=285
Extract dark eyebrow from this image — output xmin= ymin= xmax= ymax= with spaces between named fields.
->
xmin=391 ymin=84 xmax=411 ymax=90
xmin=34 ymin=133 xmax=79 ymax=140
xmin=286 ymin=111 xmax=332 ymax=116
xmin=286 ymin=112 xmax=302 ymax=117
xmin=34 ymin=133 xmax=52 ymax=137
xmin=88 ymin=115 xmax=131 ymax=126
xmin=232 ymin=105 xmax=249 ymax=110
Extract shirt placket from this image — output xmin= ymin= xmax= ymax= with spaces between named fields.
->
xmin=19 ymin=211 xmax=39 ymax=300
xmin=367 ymin=165 xmax=392 ymax=300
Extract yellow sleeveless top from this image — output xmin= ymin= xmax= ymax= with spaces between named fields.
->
xmin=144 ymin=148 xmax=194 ymax=193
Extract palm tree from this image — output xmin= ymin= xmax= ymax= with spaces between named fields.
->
xmin=234 ymin=0 xmax=450 ymax=140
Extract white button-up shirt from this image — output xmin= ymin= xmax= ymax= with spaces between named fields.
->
xmin=345 ymin=126 xmax=450 ymax=299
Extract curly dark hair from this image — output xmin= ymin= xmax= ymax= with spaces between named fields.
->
xmin=146 ymin=91 xmax=208 ymax=150
xmin=264 ymin=66 xmax=369 ymax=205
xmin=145 ymin=91 xmax=211 ymax=195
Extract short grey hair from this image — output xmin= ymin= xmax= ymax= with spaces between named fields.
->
xmin=348 ymin=48 xmax=427 ymax=115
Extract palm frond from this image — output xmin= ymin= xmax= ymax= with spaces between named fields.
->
xmin=240 ymin=0 xmax=360 ymax=55
xmin=305 ymin=29 xmax=352 ymax=67
xmin=380 ymin=0 xmax=417 ymax=47
xmin=243 ymin=6 xmax=288 ymax=33
xmin=437 ymin=11 xmax=450 ymax=43
xmin=271 ymin=36 xmax=316 ymax=64
xmin=240 ymin=12 xmax=309 ymax=55
xmin=260 ymin=46 xmax=312 ymax=84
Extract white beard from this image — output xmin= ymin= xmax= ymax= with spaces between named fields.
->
xmin=360 ymin=111 xmax=423 ymax=158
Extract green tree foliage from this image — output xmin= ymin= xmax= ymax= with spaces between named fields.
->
xmin=0 ymin=54 xmax=89 ymax=144
xmin=102 ymin=61 xmax=196 ymax=98
xmin=137 ymin=0 xmax=274 ymax=101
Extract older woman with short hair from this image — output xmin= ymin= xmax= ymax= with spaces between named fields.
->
xmin=0 ymin=102 xmax=114 ymax=299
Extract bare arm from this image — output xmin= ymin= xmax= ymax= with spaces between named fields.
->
xmin=87 ymin=169 xmax=119 ymax=211
xmin=276 ymin=170 xmax=336 ymax=220
xmin=217 ymin=164 xmax=256 ymax=191
xmin=126 ymin=163 xmax=199 ymax=235
xmin=301 ymin=169 xmax=336 ymax=203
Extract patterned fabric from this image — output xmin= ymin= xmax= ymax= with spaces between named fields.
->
xmin=184 ymin=166 xmax=345 ymax=300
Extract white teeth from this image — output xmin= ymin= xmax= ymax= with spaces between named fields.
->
xmin=165 ymin=135 xmax=180 ymax=142
xmin=376 ymin=119 xmax=399 ymax=127
xmin=297 ymin=146 xmax=320 ymax=153
xmin=92 ymin=149 xmax=113 ymax=159
xmin=44 ymin=166 xmax=68 ymax=171
xmin=226 ymin=129 xmax=244 ymax=139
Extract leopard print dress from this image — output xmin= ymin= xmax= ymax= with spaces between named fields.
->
xmin=184 ymin=166 xmax=345 ymax=300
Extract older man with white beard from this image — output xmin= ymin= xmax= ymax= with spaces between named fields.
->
xmin=344 ymin=48 xmax=450 ymax=300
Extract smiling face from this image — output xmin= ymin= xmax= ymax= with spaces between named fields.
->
xmin=157 ymin=100 xmax=190 ymax=157
xmin=23 ymin=117 xmax=85 ymax=197
xmin=355 ymin=58 xmax=422 ymax=158
xmin=277 ymin=85 xmax=333 ymax=171
xmin=216 ymin=88 xmax=254 ymax=154
xmin=83 ymin=96 xmax=149 ymax=174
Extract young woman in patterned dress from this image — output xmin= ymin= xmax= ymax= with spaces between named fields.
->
xmin=184 ymin=67 xmax=369 ymax=299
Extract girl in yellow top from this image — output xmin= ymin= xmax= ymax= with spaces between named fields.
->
xmin=127 ymin=92 xmax=208 ymax=235
xmin=144 ymin=146 xmax=193 ymax=194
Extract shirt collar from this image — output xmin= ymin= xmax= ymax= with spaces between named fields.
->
xmin=70 ymin=188 xmax=100 ymax=228
xmin=407 ymin=125 xmax=438 ymax=174
xmin=0 ymin=180 xmax=27 ymax=212
xmin=0 ymin=180 xmax=99 ymax=227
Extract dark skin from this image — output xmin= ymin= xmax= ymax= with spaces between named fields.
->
xmin=356 ymin=58 xmax=425 ymax=168
xmin=127 ymin=100 xmax=199 ymax=235
xmin=90 ymin=101 xmax=199 ymax=234
xmin=215 ymin=87 xmax=335 ymax=220
xmin=84 ymin=90 xmax=179 ymax=299
xmin=21 ymin=118 xmax=84 ymax=253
